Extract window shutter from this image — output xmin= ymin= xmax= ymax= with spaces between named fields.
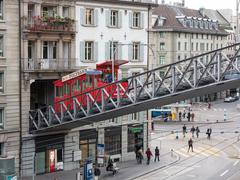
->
xmin=128 ymin=44 xmax=133 ymax=61
xmin=140 ymin=12 xmax=144 ymax=29
xmin=118 ymin=11 xmax=122 ymax=28
xmin=129 ymin=11 xmax=133 ymax=28
xmin=94 ymin=42 xmax=98 ymax=62
xmin=140 ymin=44 xmax=144 ymax=62
xmin=105 ymin=42 xmax=110 ymax=60
xmin=105 ymin=9 xmax=110 ymax=27
xmin=80 ymin=41 xmax=85 ymax=61
xmin=118 ymin=44 xmax=122 ymax=60
xmin=94 ymin=9 xmax=99 ymax=26
xmin=80 ymin=8 xmax=85 ymax=26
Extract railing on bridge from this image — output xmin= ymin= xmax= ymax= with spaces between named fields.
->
xmin=29 ymin=43 xmax=240 ymax=132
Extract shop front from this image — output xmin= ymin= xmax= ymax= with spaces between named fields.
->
xmin=105 ymin=126 xmax=121 ymax=156
xmin=79 ymin=129 xmax=98 ymax=166
xmin=35 ymin=134 xmax=64 ymax=174
xmin=128 ymin=124 xmax=143 ymax=152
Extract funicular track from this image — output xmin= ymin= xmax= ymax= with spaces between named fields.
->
xmin=30 ymin=43 xmax=240 ymax=134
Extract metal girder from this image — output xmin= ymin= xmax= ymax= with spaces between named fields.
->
xmin=30 ymin=43 xmax=240 ymax=133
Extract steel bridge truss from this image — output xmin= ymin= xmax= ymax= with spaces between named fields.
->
xmin=30 ymin=43 xmax=240 ymax=133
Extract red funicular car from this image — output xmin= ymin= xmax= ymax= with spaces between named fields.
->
xmin=53 ymin=60 xmax=128 ymax=112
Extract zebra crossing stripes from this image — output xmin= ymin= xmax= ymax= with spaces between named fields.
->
xmin=174 ymin=145 xmax=220 ymax=158
xmin=197 ymin=107 xmax=224 ymax=112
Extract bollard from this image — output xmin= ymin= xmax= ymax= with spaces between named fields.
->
xmin=171 ymin=149 xmax=174 ymax=157
xmin=76 ymin=172 xmax=82 ymax=180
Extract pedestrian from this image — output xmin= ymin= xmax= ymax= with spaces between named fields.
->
xmin=179 ymin=111 xmax=182 ymax=121
xmin=183 ymin=110 xmax=186 ymax=119
xmin=145 ymin=148 xmax=153 ymax=165
xmin=190 ymin=126 xmax=196 ymax=138
xmin=137 ymin=148 xmax=143 ymax=164
xmin=191 ymin=112 xmax=195 ymax=122
xmin=208 ymin=102 xmax=211 ymax=109
xmin=209 ymin=128 xmax=212 ymax=138
xmin=188 ymin=138 xmax=194 ymax=152
xmin=187 ymin=112 xmax=191 ymax=122
xmin=94 ymin=165 xmax=101 ymax=180
xmin=154 ymin=146 xmax=160 ymax=162
xmin=206 ymin=128 xmax=210 ymax=139
xmin=182 ymin=124 xmax=187 ymax=138
xmin=151 ymin=121 xmax=154 ymax=131
xmin=196 ymin=126 xmax=200 ymax=138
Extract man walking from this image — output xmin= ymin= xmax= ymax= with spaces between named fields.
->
xmin=196 ymin=126 xmax=200 ymax=138
xmin=191 ymin=112 xmax=195 ymax=122
xmin=154 ymin=146 xmax=160 ymax=162
xmin=182 ymin=124 xmax=187 ymax=138
xmin=188 ymin=138 xmax=194 ymax=152
xmin=190 ymin=126 xmax=196 ymax=138
xmin=146 ymin=148 xmax=153 ymax=165
xmin=187 ymin=112 xmax=191 ymax=122
xmin=179 ymin=111 xmax=182 ymax=121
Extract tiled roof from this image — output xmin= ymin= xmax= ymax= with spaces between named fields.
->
xmin=152 ymin=5 xmax=228 ymax=35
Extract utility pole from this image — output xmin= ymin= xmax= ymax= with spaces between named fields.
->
xmin=236 ymin=0 xmax=240 ymax=42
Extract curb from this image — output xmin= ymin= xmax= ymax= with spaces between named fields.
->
xmin=128 ymin=153 xmax=180 ymax=180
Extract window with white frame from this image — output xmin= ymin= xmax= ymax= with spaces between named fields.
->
xmin=110 ymin=10 xmax=118 ymax=27
xmin=133 ymin=12 xmax=140 ymax=28
xmin=0 ymin=35 xmax=3 ymax=57
xmin=42 ymin=6 xmax=57 ymax=17
xmin=0 ymin=72 xmax=3 ymax=93
xmin=159 ymin=56 xmax=165 ymax=65
xmin=160 ymin=42 xmax=165 ymax=51
xmin=85 ymin=41 xmax=93 ymax=61
xmin=0 ymin=0 xmax=3 ymax=20
xmin=63 ymin=7 xmax=69 ymax=18
xmin=0 ymin=108 xmax=3 ymax=126
xmin=132 ymin=42 xmax=140 ymax=61
xmin=28 ymin=4 xmax=34 ymax=27
xmin=109 ymin=41 xmax=118 ymax=60
xmin=85 ymin=8 xmax=94 ymax=25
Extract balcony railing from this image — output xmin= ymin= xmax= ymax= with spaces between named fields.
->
xmin=22 ymin=58 xmax=77 ymax=72
xmin=24 ymin=16 xmax=76 ymax=33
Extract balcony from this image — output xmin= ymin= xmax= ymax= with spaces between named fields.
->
xmin=22 ymin=58 xmax=77 ymax=72
xmin=24 ymin=16 xmax=76 ymax=34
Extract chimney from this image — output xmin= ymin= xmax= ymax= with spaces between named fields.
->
xmin=182 ymin=0 xmax=185 ymax=7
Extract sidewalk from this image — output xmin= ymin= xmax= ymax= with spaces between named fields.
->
xmin=19 ymin=152 xmax=179 ymax=180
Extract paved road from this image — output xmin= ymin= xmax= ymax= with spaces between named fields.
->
xmin=134 ymin=100 xmax=240 ymax=180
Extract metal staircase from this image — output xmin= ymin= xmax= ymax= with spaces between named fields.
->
xmin=30 ymin=43 xmax=240 ymax=134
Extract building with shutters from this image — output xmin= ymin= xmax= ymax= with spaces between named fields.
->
xmin=19 ymin=0 xmax=158 ymax=176
xmin=74 ymin=0 xmax=158 ymax=170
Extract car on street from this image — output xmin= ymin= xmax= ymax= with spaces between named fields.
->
xmin=224 ymin=96 xmax=239 ymax=102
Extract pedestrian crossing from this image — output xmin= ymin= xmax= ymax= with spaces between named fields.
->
xmin=174 ymin=144 xmax=221 ymax=158
xmin=196 ymin=107 xmax=224 ymax=112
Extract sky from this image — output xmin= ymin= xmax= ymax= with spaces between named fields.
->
xmin=164 ymin=0 xmax=236 ymax=13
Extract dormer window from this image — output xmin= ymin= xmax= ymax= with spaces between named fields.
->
xmin=204 ymin=21 xmax=208 ymax=29
xmin=194 ymin=20 xmax=198 ymax=28
xmin=158 ymin=16 xmax=166 ymax=26
xmin=199 ymin=21 xmax=203 ymax=29
xmin=209 ymin=22 xmax=213 ymax=29
xmin=213 ymin=22 xmax=218 ymax=30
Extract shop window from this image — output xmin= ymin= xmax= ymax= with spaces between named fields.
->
xmin=128 ymin=126 xmax=143 ymax=152
xmin=105 ymin=134 xmax=121 ymax=155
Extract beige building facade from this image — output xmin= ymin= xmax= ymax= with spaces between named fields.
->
xmin=0 ymin=0 xmax=21 ymax=176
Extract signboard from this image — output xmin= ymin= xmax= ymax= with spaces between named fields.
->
xmin=62 ymin=68 xmax=88 ymax=82
xmin=84 ymin=160 xmax=93 ymax=180
xmin=97 ymin=144 xmax=105 ymax=157
xmin=73 ymin=150 xmax=82 ymax=161
xmin=7 ymin=175 xmax=17 ymax=180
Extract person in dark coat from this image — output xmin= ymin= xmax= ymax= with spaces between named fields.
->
xmin=182 ymin=124 xmax=187 ymax=138
xmin=187 ymin=112 xmax=191 ymax=122
xmin=196 ymin=126 xmax=200 ymax=138
xmin=145 ymin=148 xmax=153 ymax=165
xmin=179 ymin=111 xmax=182 ymax=121
xmin=188 ymin=138 xmax=194 ymax=152
xmin=154 ymin=146 xmax=160 ymax=162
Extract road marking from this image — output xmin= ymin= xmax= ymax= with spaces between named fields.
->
xmin=175 ymin=148 xmax=190 ymax=157
xmin=195 ymin=147 xmax=209 ymax=156
xmin=220 ymin=170 xmax=229 ymax=177
xmin=187 ymin=174 xmax=196 ymax=178
xmin=233 ymin=160 xmax=239 ymax=166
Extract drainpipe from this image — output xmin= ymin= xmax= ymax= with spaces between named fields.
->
xmin=18 ymin=0 xmax=23 ymax=176
xmin=146 ymin=5 xmax=151 ymax=149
